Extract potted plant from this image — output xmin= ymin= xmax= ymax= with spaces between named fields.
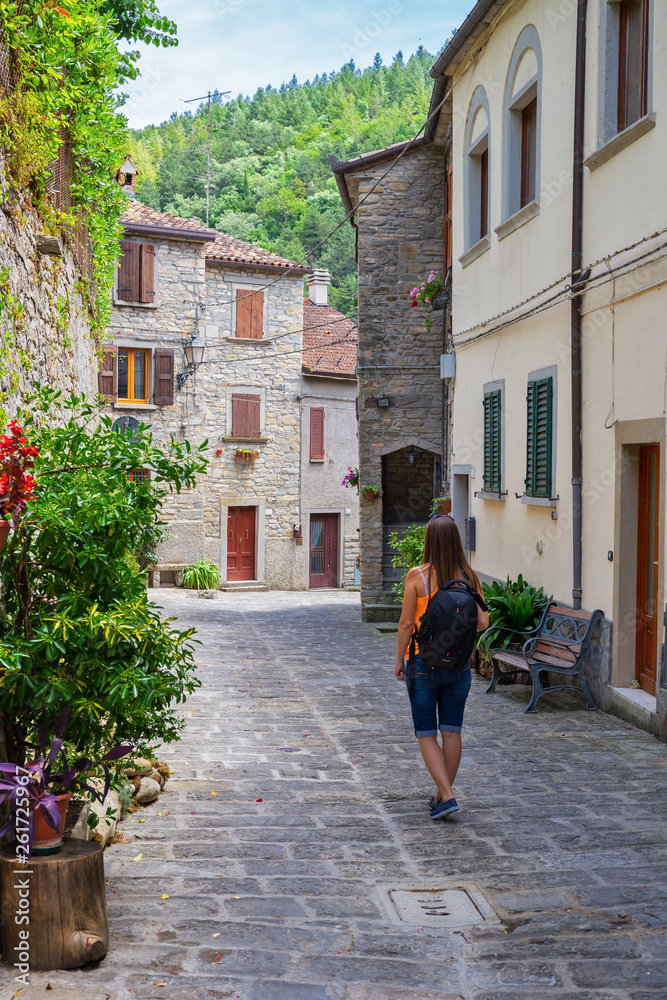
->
xmin=474 ymin=575 xmax=551 ymax=679
xmin=361 ymin=484 xmax=380 ymax=500
xmin=407 ymin=272 xmax=446 ymax=331
xmin=341 ymin=467 xmax=360 ymax=492
xmin=430 ymin=494 xmax=451 ymax=516
xmin=0 ymin=419 xmax=38 ymax=552
xmin=181 ymin=559 xmax=220 ymax=590
xmin=234 ymin=448 xmax=260 ymax=470
xmin=0 ymin=710 xmax=132 ymax=858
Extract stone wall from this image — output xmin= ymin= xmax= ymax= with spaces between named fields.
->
xmin=340 ymin=144 xmax=447 ymax=611
xmin=0 ymin=151 xmax=97 ymax=414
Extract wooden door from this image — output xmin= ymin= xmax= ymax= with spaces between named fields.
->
xmin=635 ymin=444 xmax=660 ymax=695
xmin=309 ymin=514 xmax=338 ymax=589
xmin=227 ymin=506 xmax=256 ymax=582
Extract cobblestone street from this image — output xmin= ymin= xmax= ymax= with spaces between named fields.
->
xmin=6 ymin=591 xmax=667 ymax=1000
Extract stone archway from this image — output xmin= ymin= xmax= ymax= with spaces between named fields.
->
xmin=381 ymin=445 xmax=439 ymax=525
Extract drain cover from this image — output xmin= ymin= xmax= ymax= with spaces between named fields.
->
xmin=383 ymin=883 xmax=500 ymax=929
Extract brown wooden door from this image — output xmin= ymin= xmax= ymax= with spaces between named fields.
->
xmin=635 ymin=444 xmax=660 ymax=695
xmin=309 ymin=514 xmax=338 ymax=589
xmin=227 ymin=506 xmax=256 ymax=582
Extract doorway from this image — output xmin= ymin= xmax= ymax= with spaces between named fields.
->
xmin=309 ymin=514 xmax=339 ymax=588
xmin=227 ymin=506 xmax=256 ymax=581
xmin=635 ymin=444 xmax=660 ymax=695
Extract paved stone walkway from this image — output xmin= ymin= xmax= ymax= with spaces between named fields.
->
xmin=5 ymin=590 xmax=667 ymax=1000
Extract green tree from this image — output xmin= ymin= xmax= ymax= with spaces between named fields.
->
xmin=0 ymin=390 xmax=208 ymax=766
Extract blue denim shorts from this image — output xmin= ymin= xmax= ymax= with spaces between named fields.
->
xmin=406 ymin=655 xmax=472 ymax=737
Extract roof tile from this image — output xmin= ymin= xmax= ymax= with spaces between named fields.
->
xmin=302 ymin=299 xmax=357 ymax=378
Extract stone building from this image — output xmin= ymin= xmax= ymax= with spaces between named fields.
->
xmin=331 ymin=128 xmax=452 ymax=618
xmin=301 ymin=270 xmax=359 ymax=590
xmin=103 ymin=178 xmax=359 ymax=590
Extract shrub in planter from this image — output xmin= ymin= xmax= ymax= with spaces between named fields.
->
xmin=478 ymin=574 xmax=551 ymax=652
xmin=0 ymin=389 xmax=208 ymax=768
xmin=181 ymin=559 xmax=220 ymax=590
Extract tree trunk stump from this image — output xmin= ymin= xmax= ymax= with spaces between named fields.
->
xmin=0 ymin=839 xmax=109 ymax=970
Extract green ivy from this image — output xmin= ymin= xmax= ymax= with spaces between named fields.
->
xmin=0 ymin=0 xmax=130 ymax=331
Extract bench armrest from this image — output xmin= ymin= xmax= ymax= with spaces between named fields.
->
xmin=481 ymin=624 xmax=539 ymax=652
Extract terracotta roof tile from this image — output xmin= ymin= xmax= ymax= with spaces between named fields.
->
xmin=302 ymin=299 xmax=357 ymax=378
xmin=120 ymin=200 xmax=217 ymax=236
xmin=205 ymin=232 xmax=307 ymax=272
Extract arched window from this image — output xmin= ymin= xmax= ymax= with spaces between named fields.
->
xmin=464 ymin=87 xmax=491 ymax=252
xmin=501 ymin=26 xmax=542 ymax=228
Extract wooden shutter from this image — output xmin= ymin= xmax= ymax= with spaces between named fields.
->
xmin=250 ymin=290 xmax=264 ymax=339
xmin=235 ymin=290 xmax=253 ymax=338
xmin=153 ymin=349 xmax=174 ymax=406
xmin=526 ymin=377 xmax=553 ymax=498
xmin=483 ymin=390 xmax=501 ymax=493
xmin=117 ymin=241 xmax=140 ymax=301
xmin=140 ymin=244 xmax=156 ymax=303
xmin=232 ymin=393 xmax=261 ymax=438
xmin=98 ymin=346 xmax=117 ymax=402
xmin=310 ymin=407 xmax=325 ymax=460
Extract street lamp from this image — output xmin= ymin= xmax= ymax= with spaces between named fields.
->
xmin=177 ymin=334 xmax=205 ymax=390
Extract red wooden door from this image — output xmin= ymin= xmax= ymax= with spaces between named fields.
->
xmin=635 ymin=444 xmax=660 ymax=695
xmin=227 ymin=506 xmax=256 ymax=582
xmin=309 ymin=514 xmax=338 ymax=589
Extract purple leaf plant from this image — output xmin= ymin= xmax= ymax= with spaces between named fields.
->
xmin=0 ymin=709 xmax=133 ymax=858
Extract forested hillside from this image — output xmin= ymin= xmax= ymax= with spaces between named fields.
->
xmin=130 ymin=49 xmax=435 ymax=316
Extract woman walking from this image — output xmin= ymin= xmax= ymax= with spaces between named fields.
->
xmin=394 ymin=515 xmax=488 ymax=820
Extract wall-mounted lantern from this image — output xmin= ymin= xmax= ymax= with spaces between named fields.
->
xmin=177 ymin=334 xmax=205 ymax=390
xmin=407 ymin=446 xmax=418 ymax=465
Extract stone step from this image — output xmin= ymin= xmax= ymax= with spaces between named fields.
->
xmin=365 ymin=603 xmax=401 ymax=623
xmin=219 ymin=582 xmax=270 ymax=593
xmin=370 ymin=621 xmax=400 ymax=634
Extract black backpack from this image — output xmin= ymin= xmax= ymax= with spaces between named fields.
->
xmin=407 ymin=579 xmax=487 ymax=696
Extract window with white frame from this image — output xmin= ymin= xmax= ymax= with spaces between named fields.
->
xmin=464 ymin=88 xmax=491 ymax=251
xmin=501 ymin=25 xmax=542 ymax=224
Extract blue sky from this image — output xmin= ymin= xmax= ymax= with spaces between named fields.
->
xmin=123 ymin=0 xmax=472 ymax=129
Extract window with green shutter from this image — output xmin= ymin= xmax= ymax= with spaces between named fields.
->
xmin=483 ymin=389 xmax=502 ymax=492
xmin=525 ymin=376 xmax=553 ymax=498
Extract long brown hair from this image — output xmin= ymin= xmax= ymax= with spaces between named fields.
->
xmin=422 ymin=515 xmax=481 ymax=594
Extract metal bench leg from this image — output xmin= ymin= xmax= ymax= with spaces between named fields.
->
xmin=525 ymin=664 xmax=546 ymax=713
xmin=580 ymin=673 xmax=598 ymax=711
xmin=485 ymin=658 xmax=503 ymax=694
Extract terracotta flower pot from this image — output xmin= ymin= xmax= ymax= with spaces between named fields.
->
xmin=362 ymin=488 xmax=379 ymax=500
xmin=0 ymin=519 xmax=10 ymax=552
xmin=438 ymin=499 xmax=451 ymax=514
xmin=33 ymin=792 xmax=73 ymax=856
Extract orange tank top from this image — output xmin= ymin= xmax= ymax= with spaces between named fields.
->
xmin=414 ymin=567 xmax=437 ymax=654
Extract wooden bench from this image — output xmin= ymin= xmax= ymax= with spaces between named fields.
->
xmin=483 ymin=602 xmax=604 ymax=713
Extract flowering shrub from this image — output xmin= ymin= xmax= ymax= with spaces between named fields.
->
xmin=342 ymin=466 xmax=359 ymax=489
xmin=407 ymin=271 xmax=444 ymax=331
xmin=0 ymin=419 xmax=38 ymax=527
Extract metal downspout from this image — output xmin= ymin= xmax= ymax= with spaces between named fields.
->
xmin=571 ymin=0 xmax=588 ymax=610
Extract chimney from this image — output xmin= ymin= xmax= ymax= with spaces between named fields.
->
xmin=116 ymin=154 xmax=138 ymax=199
xmin=307 ymin=268 xmax=331 ymax=306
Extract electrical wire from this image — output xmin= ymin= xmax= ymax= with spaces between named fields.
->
xmin=204 ymin=84 xmax=453 ymax=308
xmin=454 ymin=234 xmax=667 ymax=348
xmin=453 ymin=222 xmax=667 ymax=344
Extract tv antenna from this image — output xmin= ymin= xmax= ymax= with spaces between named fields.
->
xmin=180 ymin=89 xmax=232 ymax=225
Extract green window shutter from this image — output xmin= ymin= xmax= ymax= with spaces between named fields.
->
xmin=526 ymin=377 xmax=553 ymax=497
xmin=483 ymin=390 xmax=502 ymax=492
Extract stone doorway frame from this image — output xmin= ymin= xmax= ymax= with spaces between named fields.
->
xmin=219 ymin=496 xmax=267 ymax=585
